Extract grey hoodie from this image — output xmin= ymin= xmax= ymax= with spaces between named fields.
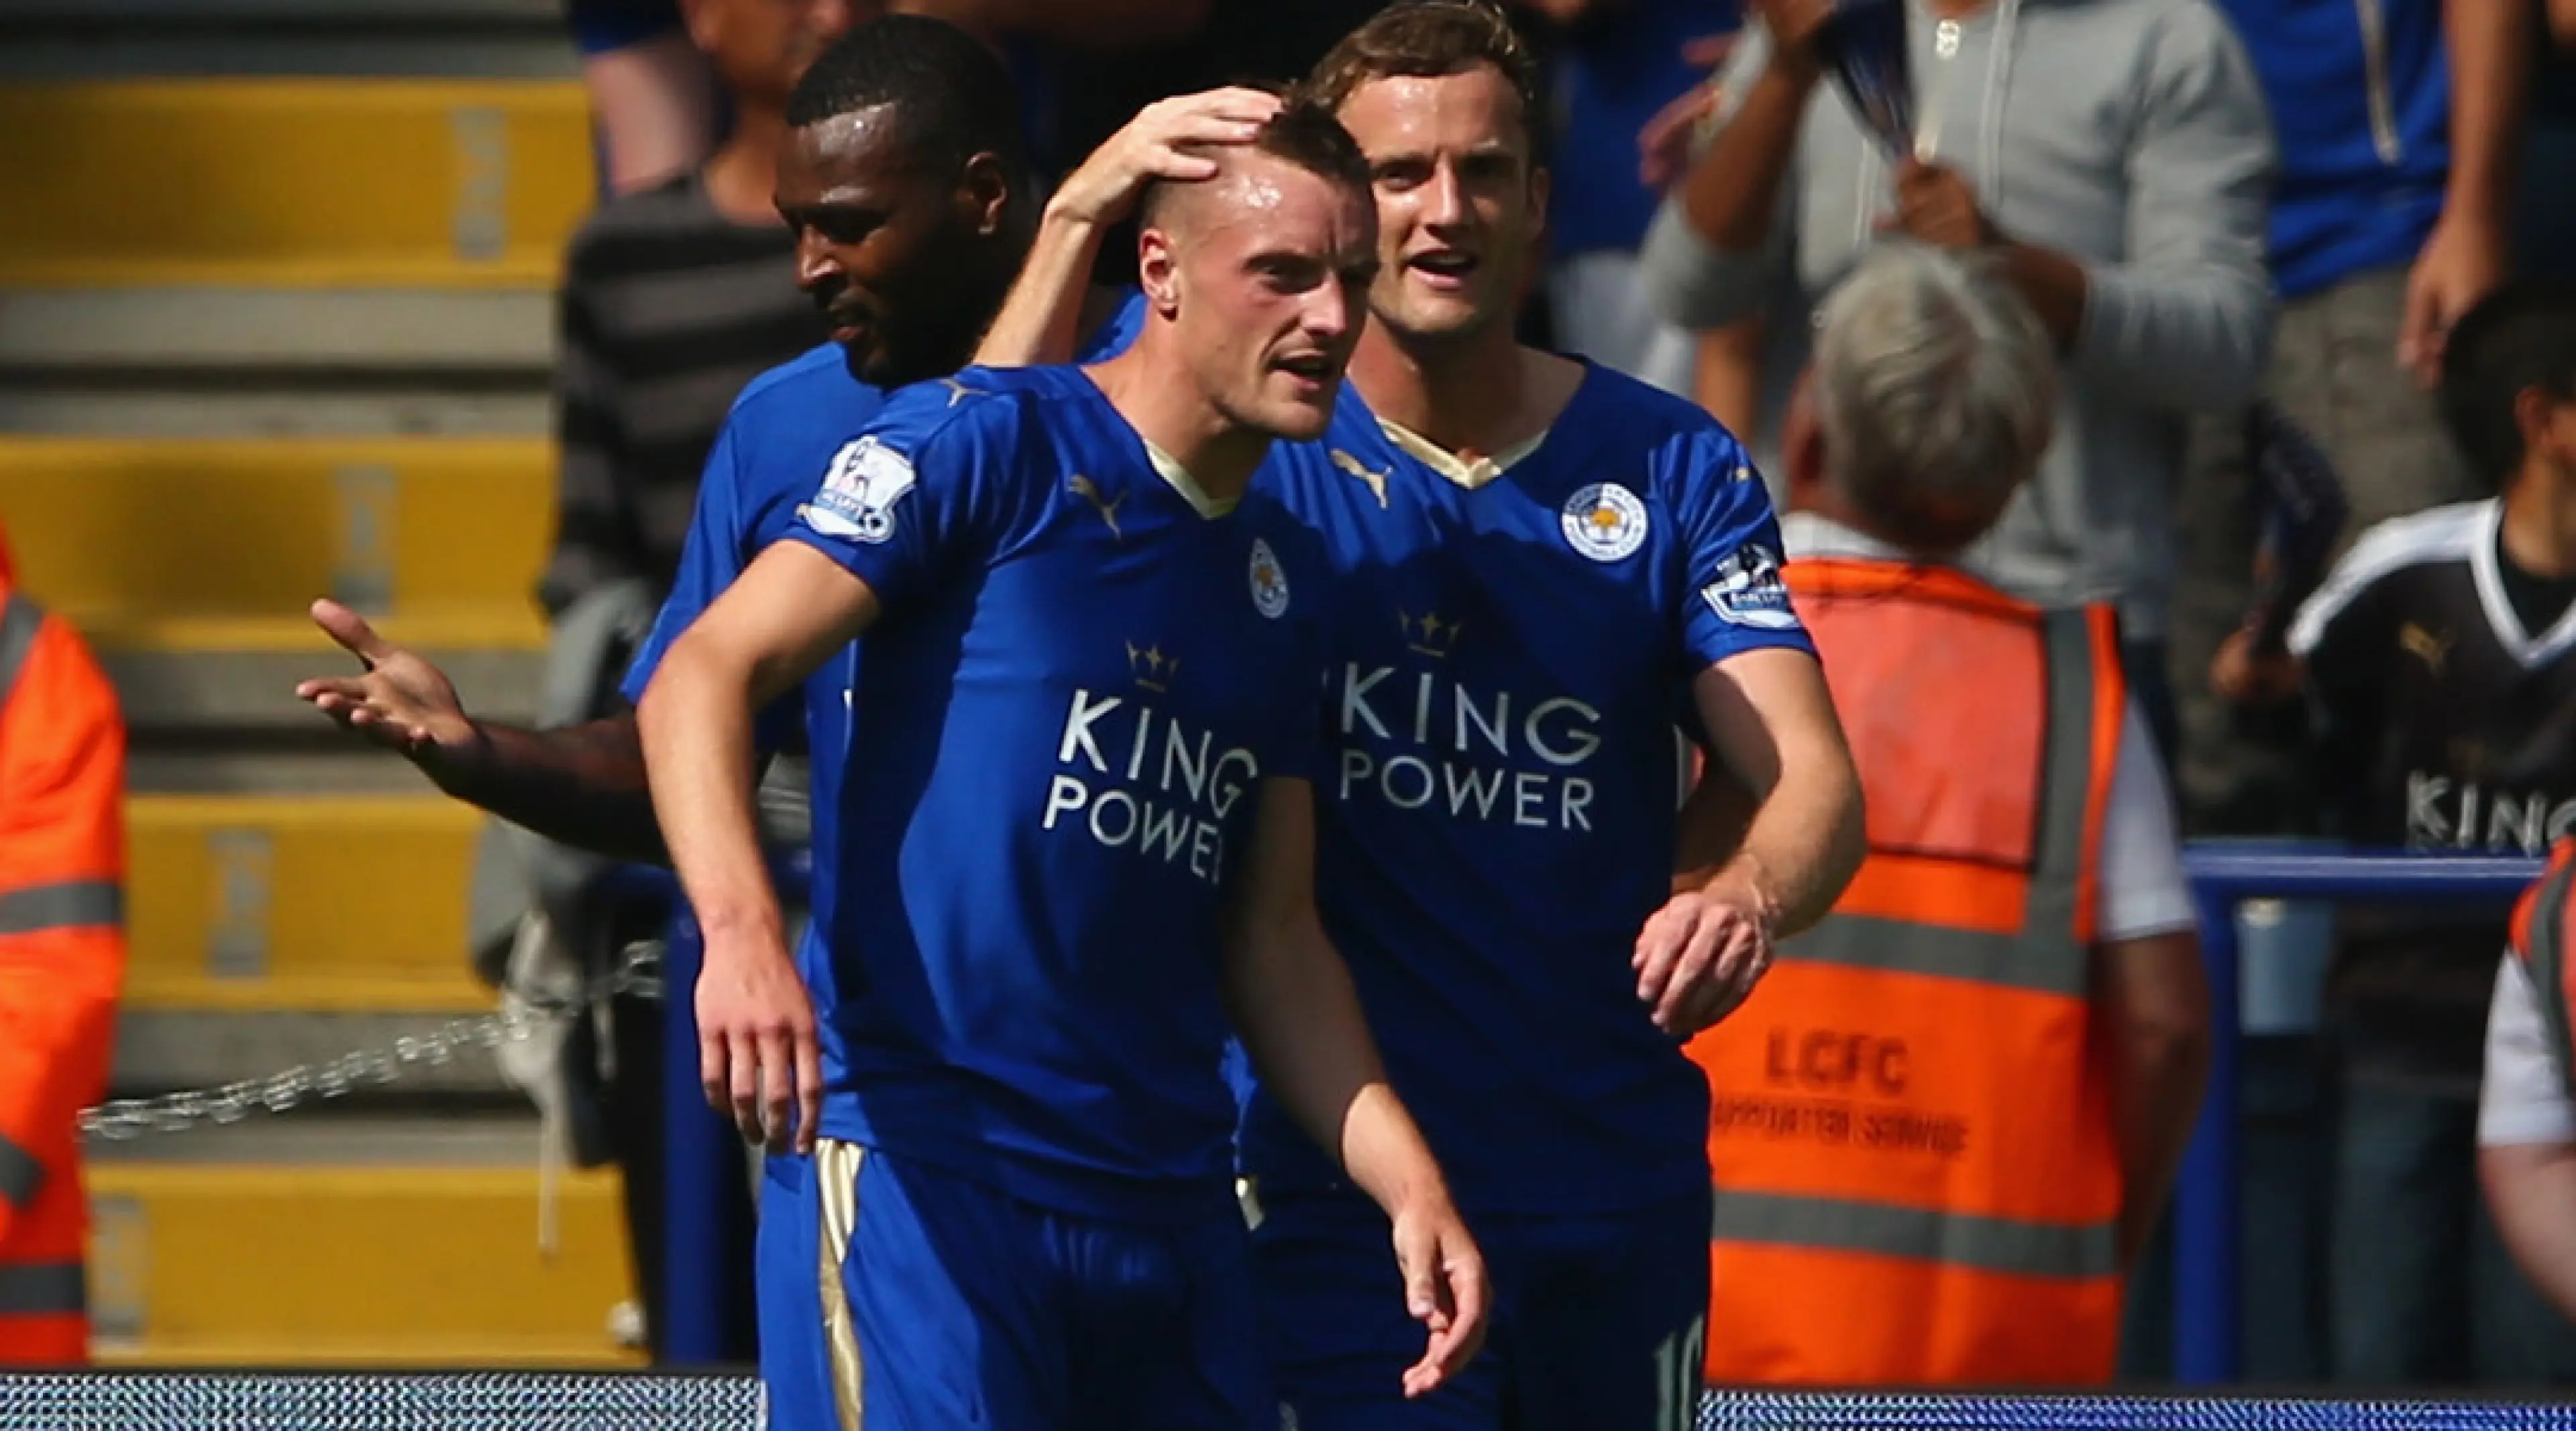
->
xmin=1638 ymin=0 xmax=2277 ymax=639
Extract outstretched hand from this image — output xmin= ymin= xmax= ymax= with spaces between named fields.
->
xmin=294 ymin=598 xmax=477 ymax=763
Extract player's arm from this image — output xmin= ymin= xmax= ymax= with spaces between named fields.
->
xmin=638 ymin=541 xmax=879 ymax=1152
xmin=971 ymin=89 xmax=1280 ymax=368
xmin=1220 ymin=777 xmax=1489 ymax=1397
xmin=1641 ymin=647 xmax=1864 ymax=1035
xmin=296 ymin=610 xmax=670 ymax=863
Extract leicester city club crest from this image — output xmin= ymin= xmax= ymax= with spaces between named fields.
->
xmin=1560 ymin=483 xmax=1650 ymax=562
xmin=1248 ymin=538 xmax=1291 ymax=619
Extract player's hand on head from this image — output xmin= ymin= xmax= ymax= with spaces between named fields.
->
xmin=294 ymin=598 xmax=477 ymax=762
xmin=1634 ymin=876 xmax=1779 ymax=1039
xmin=1046 ymin=87 xmax=1283 ymax=229
xmin=1389 ymin=1191 xmax=1489 ymax=1398
xmin=695 ymin=932 xmax=822 ymax=1154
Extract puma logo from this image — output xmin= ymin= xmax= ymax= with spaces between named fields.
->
xmin=2400 ymin=623 xmax=2452 ymax=674
xmin=1066 ymin=474 xmax=1126 ymax=539
xmin=1330 ymin=449 xmax=1391 ymax=509
xmin=939 ymin=377 xmax=985 ymax=407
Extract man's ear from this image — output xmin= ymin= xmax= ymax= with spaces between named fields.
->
xmin=1138 ymin=227 xmax=1183 ymax=317
xmin=957 ymin=152 xmax=1013 ymax=237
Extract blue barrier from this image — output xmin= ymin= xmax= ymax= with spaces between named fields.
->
xmin=643 ymin=845 xmax=2558 ymax=1379
xmin=2171 ymin=846 xmax=2546 ymax=1386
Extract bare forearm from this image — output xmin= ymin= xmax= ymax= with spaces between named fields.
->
xmin=973 ymin=211 xmax=1113 ymax=368
xmin=1711 ymin=747 xmax=1863 ymax=937
xmin=637 ymin=644 xmax=782 ymax=945
xmin=2483 ymin=1145 xmax=2576 ymax=1323
xmin=2445 ymin=0 xmax=2532 ymax=226
xmin=1225 ymin=921 xmax=1445 ymax=1214
xmin=1678 ymin=65 xmax=1813 ymax=254
xmin=428 ymin=715 xmax=668 ymax=865
xmin=1996 ymin=239 xmax=2091 ymax=351
xmin=2109 ymin=1022 xmax=2211 ymax=1264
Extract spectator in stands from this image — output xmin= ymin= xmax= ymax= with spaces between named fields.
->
xmin=2224 ymin=281 xmax=2576 ymax=1383
xmin=542 ymin=0 xmax=859 ymax=613
xmin=1515 ymin=0 xmax=1737 ymax=397
xmin=568 ymin=0 xmax=724 ymax=194
xmin=0 ymin=521 xmax=127 ymax=1366
xmin=1633 ymin=0 xmax=2276 ymax=761
xmin=1684 ymin=242 xmax=2208 ymax=1387
xmin=2175 ymin=0 xmax=2522 ymax=841
xmin=2481 ymin=838 xmax=2576 ymax=1326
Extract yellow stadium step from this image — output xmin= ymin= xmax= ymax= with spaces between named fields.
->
xmin=85 ymin=1163 xmax=640 ymax=1367
xmin=127 ymin=796 xmax=492 ymax=1010
xmin=0 ymin=437 xmax=554 ymax=631
xmin=0 ymin=80 xmax=594 ymax=287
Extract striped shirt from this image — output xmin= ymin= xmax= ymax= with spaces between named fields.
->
xmin=541 ymin=169 xmax=833 ymax=616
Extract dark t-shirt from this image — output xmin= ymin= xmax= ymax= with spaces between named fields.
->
xmin=2292 ymin=500 xmax=2576 ymax=1088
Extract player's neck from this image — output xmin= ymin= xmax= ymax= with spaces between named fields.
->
xmin=1089 ymin=348 xmax=1270 ymax=506
xmin=702 ymin=105 xmax=789 ymax=227
xmin=1348 ymin=323 xmax=1580 ymax=461
xmin=2500 ymin=465 xmax=2576 ymax=579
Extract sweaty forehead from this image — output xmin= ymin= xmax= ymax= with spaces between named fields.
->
xmin=783 ymin=103 xmax=915 ymax=195
xmin=1167 ymin=154 xmax=1370 ymax=250
xmin=1334 ymin=68 xmax=1527 ymax=158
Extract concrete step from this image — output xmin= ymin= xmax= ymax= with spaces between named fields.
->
xmin=85 ymin=1159 xmax=639 ymax=1366
xmin=0 ymin=79 xmax=592 ymax=286
xmin=97 ymin=623 xmax=543 ymax=737
xmin=0 ymin=385 xmax=548 ymax=437
xmin=127 ymin=795 xmax=488 ymax=1004
xmin=126 ymin=742 xmax=449 ymax=797
xmin=0 ymin=288 xmax=553 ymax=376
xmin=0 ymin=436 xmax=555 ymax=627
xmin=0 ymin=0 xmax=574 ymax=82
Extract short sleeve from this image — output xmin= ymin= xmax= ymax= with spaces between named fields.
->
xmin=2481 ymin=953 xmax=2576 ymax=1148
xmin=2096 ymin=698 xmax=2198 ymax=942
xmin=1671 ymin=427 xmax=1817 ymax=670
xmin=783 ymin=387 xmax=1030 ymax=613
xmin=621 ymin=415 xmax=801 ymax=752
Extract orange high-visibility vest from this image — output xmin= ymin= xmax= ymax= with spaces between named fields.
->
xmin=1689 ymin=555 xmax=2127 ymax=1387
xmin=2510 ymin=839 xmax=2576 ymax=1103
xmin=0 ymin=525 xmax=127 ymax=1365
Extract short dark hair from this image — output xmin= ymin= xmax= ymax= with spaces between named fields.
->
xmin=785 ymin=15 xmax=1026 ymax=180
xmin=1136 ymin=99 xmax=1373 ymax=233
xmin=2439 ymin=280 xmax=2576 ymax=488
xmin=1301 ymin=0 xmax=1545 ymax=160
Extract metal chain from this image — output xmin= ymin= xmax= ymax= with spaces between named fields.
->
xmin=78 ymin=944 xmax=665 ymax=1143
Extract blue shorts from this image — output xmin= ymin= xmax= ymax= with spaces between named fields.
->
xmin=759 ymin=1141 xmax=1271 ymax=1431
xmin=1252 ymin=1183 xmax=1709 ymax=1431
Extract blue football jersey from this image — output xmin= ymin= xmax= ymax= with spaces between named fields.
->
xmin=623 ymin=342 xmax=873 ymax=798
xmin=783 ymin=364 xmax=1328 ymax=1220
xmin=1238 ymin=364 xmax=1815 ymax=1216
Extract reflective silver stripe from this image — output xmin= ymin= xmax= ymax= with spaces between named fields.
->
xmin=0 ymin=880 xmax=122 ymax=937
xmin=1781 ymin=608 xmax=2103 ymax=998
xmin=1713 ymin=1190 xmax=2118 ymax=1281
xmin=2526 ymin=859 xmax=2576 ymax=1098
xmin=0 ymin=1133 xmax=40 ymax=1213
xmin=0 ymin=595 xmax=41 ymax=708
xmin=0 ymin=1261 xmax=84 ymax=1317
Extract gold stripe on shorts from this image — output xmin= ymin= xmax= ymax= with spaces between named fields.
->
xmin=815 ymin=1138 xmax=868 ymax=1431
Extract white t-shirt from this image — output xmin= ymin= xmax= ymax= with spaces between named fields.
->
xmin=1780 ymin=514 xmax=2196 ymax=943
xmin=2479 ymin=951 xmax=2576 ymax=1147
